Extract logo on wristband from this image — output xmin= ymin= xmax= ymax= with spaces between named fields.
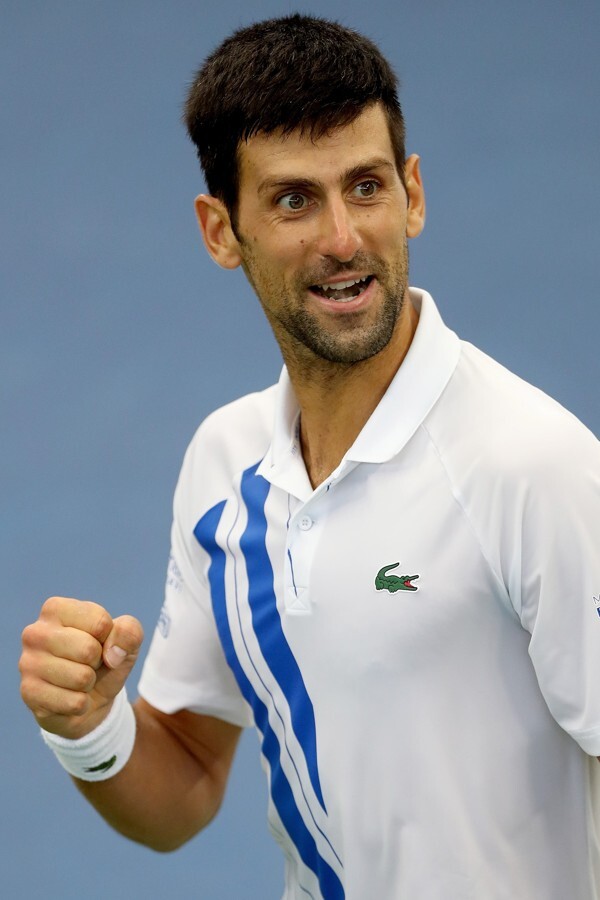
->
xmin=84 ymin=754 xmax=117 ymax=774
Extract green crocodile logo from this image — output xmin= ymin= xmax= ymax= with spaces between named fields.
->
xmin=84 ymin=754 xmax=117 ymax=774
xmin=375 ymin=563 xmax=419 ymax=593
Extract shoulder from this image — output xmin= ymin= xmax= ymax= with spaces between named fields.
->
xmin=423 ymin=342 xmax=600 ymax=604
xmin=422 ymin=340 xmax=600 ymax=551
xmin=175 ymin=384 xmax=278 ymax=514
xmin=428 ymin=340 xmax=599 ymax=486
xmin=189 ymin=384 xmax=277 ymax=457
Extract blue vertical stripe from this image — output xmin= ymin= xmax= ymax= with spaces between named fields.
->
xmin=194 ymin=500 xmax=344 ymax=900
xmin=240 ymin=464 xmax=326 ymax=812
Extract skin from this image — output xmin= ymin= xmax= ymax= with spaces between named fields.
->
xmin=19 ymin=596 xmax=240 ymax=850
xmin=197 ymin=102 xmax=425 ymax=487
xmin=19 ymin=102 xmax=426 ymax=850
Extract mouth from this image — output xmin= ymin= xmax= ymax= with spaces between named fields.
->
xmin=309 ymin=275 xmax=374 ymax=303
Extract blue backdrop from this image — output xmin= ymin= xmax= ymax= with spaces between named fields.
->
xmin=3 ymin=1 xmax=598 ymax=897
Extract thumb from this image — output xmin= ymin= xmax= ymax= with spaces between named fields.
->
xmin=103 ymin=615 xmax=144 ymax=670
xmin=93 ymin=615 xmax=144 ymax=704
xmin=79 ymin=615 xmax=143 ymax=717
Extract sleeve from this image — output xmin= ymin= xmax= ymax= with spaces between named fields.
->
xmin=502 ymin=417 xmax=600 ymax=755
xmin=137 ymin=438 xmax=253 ymax=728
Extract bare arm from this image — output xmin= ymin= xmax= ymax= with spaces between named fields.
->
xmin=20 ymin=596 xmax=241 ymax=851
xmin=75 ymin=699 xmax=241 ymax=851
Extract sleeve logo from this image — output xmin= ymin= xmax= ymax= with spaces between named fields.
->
xmin=158 ymin=605 xmax=171 ymax=638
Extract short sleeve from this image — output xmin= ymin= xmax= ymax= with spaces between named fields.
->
xmin=510 ymin=420 xmax=600 ymax=755
xmin=137 ymin=439 xmax=253 ymax=728
xmin=137 ymin=551 xmax=252 ymax=727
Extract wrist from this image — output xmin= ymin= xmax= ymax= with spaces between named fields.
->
xmin=41 ymin=688 xmax=136 ymax=782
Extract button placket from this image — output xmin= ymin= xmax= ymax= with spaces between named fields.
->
xmin=285 ymin=504 xmax=319 ymax=613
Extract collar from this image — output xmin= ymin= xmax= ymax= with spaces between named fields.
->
xmin=257 ymin=288 xmax=461 ymax=497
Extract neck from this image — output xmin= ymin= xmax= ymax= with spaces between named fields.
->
xmin=284 ymin=298 xmax=419 ymax=488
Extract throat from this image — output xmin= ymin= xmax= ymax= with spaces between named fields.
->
xmin=301 ymin=439 xmax=344 ymax=489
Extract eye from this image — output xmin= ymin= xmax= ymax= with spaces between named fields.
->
xmin=277 ymin=192 xmax=309 ymax=211
xmin=353 ymin=180 xmax=379 ymax=198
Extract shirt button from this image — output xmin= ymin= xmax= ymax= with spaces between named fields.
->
xmin=298 ymin=515 xmax=313 ymax=531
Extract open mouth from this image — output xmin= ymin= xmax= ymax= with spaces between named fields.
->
xmin=310 ymin=275 xmax=374 ymax=303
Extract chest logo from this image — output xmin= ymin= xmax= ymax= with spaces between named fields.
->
xmin=375 ymin=562 xmax=419 ymax=593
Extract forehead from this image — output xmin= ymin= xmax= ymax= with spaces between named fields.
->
xmin=237 ymin=103 xmax=397 ymax=191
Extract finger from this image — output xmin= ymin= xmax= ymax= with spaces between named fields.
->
xmin=40 ymin=597 xmax=113 ymax=644
xmin=102 ymin=615 xmax=144 ymax=670
xmin=34 ymin=655 xmax=97 ymax=694
xmin=45 ymin=626 xmax=104 ymax=670
xmin=20 ymin=675 xmax=92 ymax=722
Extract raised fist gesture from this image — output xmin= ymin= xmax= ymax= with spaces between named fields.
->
xmin=20 ymin=597 xmax=144 ymax=740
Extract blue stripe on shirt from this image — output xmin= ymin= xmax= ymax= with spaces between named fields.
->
xmin=194 ymin=499 xmax=344 ymax=900
xmin=240 ymin=463 xmax=326 ymax=812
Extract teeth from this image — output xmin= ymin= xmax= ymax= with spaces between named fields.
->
xmin=318 ymin=276 xmax=369 ymax=291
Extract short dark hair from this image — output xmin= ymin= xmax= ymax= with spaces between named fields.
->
xmin=184 ymin=14 xmax=406 ymax=220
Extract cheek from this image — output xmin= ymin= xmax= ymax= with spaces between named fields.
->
xmin=242 ymin=233 xmax=311 ymax=287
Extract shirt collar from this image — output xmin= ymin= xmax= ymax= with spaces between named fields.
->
xmin=257 ymin=288 xmax=461 ymax=494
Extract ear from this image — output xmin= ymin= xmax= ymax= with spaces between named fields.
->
xmin=404 ymin=155 xmax=426 ymax=239
xmin=194 ymin=194 xmax=242 ymax=269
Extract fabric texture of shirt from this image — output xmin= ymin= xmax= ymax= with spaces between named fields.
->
xmin=138 ymin=288 xmax=600 ymax=900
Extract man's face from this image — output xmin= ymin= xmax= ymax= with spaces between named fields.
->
xmin=225 ymin=104 xmax=424 ymax=365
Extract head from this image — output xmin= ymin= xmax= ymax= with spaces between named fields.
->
xmin=195 ymin=102 xmax=424 ymax=369
xmin=184 ymin=14 xmax=406 ymax=230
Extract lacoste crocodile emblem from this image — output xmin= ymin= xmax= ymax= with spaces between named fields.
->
xmin=375 ymin=563 xmax=419 ymax=593
xmin=84 ymin=755 xmax=117 ymax=774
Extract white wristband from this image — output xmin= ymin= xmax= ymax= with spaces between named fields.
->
xmin=40 ymin=688 xmax=136 ymax=782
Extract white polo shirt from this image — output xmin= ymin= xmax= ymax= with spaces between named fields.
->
xmin=138 ymin=288 xmax=600 ymax=900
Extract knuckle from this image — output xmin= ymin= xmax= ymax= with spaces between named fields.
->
xmin=66 ymin=692 xmax=89 ymax=717
xmin=19 ymin=647 xmax=45 ymax=682
xmin=73 ymin=666 xmax=96 ymax=693
xmin=20 ymin=677 xmax=50 ymax=717
xmin=19 ymin=677 xmax=35 ymax=707
xmin=18 ymin=648 xmax=29 ymax=676
xmin=18 ymin=655 xmax=37 ymax=687
xmin=21 ymin=621 xmax=41 ymax=649
xmin=81 ymin=602 xmax=112 ymax=640
xmin=41 ymin=596 xmax=61 ymax=617
xmin=79 ymin=637 xmax=102 ymax=668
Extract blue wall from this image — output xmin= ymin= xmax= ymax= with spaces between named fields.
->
xmin=4 ymin=1 xmax=598 ymax=897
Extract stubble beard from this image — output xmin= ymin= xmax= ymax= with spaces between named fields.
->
xmin=242 ymin=245 xmax=410 ymax=367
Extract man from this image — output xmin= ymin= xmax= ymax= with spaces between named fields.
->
xmin=19 ymin=14 xmax=600 ymax=899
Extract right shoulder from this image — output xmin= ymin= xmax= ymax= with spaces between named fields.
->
xmin=175 ymin=384 xmax=278 ymax=516
xmin=189 ymin=383 xmax=278 ymax=462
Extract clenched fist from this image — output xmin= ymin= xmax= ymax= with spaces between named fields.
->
xmin=19 ymin=597 xmax=144 ymax=740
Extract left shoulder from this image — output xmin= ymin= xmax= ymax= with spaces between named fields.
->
xmin=428 ymin=341 xmax=599 ymax=488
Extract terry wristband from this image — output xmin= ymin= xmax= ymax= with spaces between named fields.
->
xmin=40 ymin=688 xmax=136 ymax=782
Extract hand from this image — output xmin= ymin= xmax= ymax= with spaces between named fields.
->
xmin=19 ymin=596 xmax=144 ymax=740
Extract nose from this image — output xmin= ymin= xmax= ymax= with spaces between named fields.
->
xmin=314 ymin=197 xmax=362 ymax=262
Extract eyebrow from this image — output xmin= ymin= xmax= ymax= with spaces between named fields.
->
xmin=256 ymin=157 xmax=396 ymax=196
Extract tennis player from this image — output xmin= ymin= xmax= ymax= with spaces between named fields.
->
xmin=20 ymin=15 xmax=600 ymax=899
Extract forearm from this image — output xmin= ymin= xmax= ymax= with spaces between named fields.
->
xmin=20 ymin=598 xmax=241 ymax=851
xmin=74 ymin=699 xmax=241 ymax=852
